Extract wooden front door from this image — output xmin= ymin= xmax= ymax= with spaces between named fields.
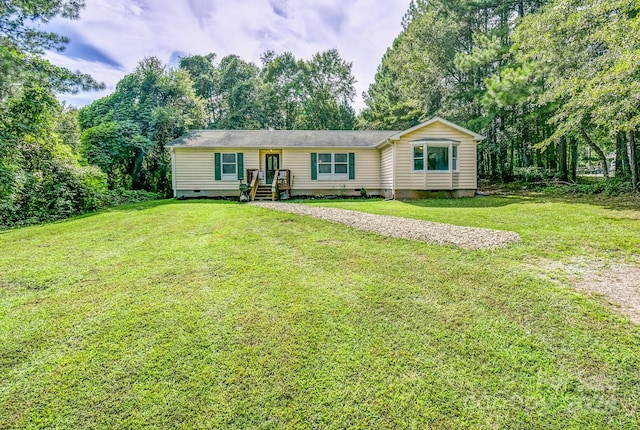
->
xmin=265 ymin=154 xmax=280 ymax=184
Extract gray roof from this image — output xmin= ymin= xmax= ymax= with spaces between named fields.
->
xmin=166 ymin=130 xmax=401 ymax=149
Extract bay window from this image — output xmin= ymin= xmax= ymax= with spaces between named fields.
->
xmin=412 ymin=141 xmax=459 ymax=172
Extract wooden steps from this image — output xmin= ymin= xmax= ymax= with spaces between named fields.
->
xmin=253 ymin=185 xmax=273 ymax=201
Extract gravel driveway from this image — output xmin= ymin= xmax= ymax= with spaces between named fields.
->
xmin=252 ymin=201 xmax=520 ymax=249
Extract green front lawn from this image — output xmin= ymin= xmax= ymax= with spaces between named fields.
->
xmin=1 ymin=197 xmax=639 ymax=428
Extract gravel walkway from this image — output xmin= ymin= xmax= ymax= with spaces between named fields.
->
xmin=252 ymin=201 xmax=520 ymax=249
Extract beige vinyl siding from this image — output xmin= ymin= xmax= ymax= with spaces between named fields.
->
xmin=424 ymin=173 xmax=454 ymax=190
xmin=282 ymin=148 xmax=380 ymax=190
xmin=173 ymin=148 xmax=259 ymax=190
xmin=380 ymin=145 xmax=393 ymax=189
xmin=455 ymin=141 xmax=477 ymax=189
xmin=394 ymin=122 xmax=477 ymax=191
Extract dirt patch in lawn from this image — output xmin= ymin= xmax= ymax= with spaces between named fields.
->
xmin=573 ymin=262 xmax=640 ymax=324
xmin=539 ymin=258 xmax=640 ymax=324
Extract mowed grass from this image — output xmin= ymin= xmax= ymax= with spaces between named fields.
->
xmin=0 ymin=197 xmax=639 ymax=428
xmin=301 ymin=195 xmax=640 ymax=262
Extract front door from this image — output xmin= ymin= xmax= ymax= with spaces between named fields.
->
xmin=265 ymin=154 xmax=280 ymax=184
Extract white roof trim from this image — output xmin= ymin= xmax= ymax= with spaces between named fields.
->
xmin=378 ymin=117 xmax=485 ymax=147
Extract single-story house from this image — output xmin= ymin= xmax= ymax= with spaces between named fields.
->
xmin=166 ymin=116 xmax=485 ymax=200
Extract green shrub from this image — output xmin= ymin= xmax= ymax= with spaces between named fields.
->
xmin=0 ymin=160 xmax=110 ymax=229
xmin=511 ymin=166 xmax=557 ymax=183
xmin=106 ymin=189 xmax=162 ymax=206
xmin=543 ymin=177 xmax=632 ymax=196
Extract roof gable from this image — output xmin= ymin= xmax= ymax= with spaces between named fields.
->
xmin=385 ymin=117 xmax=485 ymax=143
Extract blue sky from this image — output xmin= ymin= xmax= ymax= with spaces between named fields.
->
xmin=45 ymin=0 xmax=411 ymax=111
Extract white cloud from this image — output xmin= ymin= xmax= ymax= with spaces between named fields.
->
xmin=47 ymin=0 xmax=410 ymax=112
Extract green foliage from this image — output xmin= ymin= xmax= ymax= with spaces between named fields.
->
xmin=509 ymin=0 xmax=640 ymax=188
xmin=78 ymin=50 xmax=357 ymax=198
xmin=361 ymin=4 xmax=462 ymax=130
xmin=1 ymin=0 xmax=83 ymax=51
xmin=511 ymin=166 xmax=558 ymax=183
xmin=179 ymin=49 xmax=357 ymax=131
xmin=258 ymin=51 xmax=305 ymax=130
xmin=80 ymin=57 xmax=206 ymax=195
xmin=0 ymin=131 xmax=109 ymax=229
xmin=80 ymin=120 xmax=145 ymax=189
xmin=360 ymin=0 xmax=639 ymax=190
xmin=0 ymin=0 xmax=103 ymax=98
xmin=54 ymin=104 xmax=81 ymax=151
xmin=360 ymin=0 xmax=551 ymax=170
xmin=543 ymin=177 xmax=633 ymax=196
xmin=296 ymin=49 xmax=356 ymax=130
xmin=0 ymin=79 xmax=109 ymax=228
xmin=105 ymin=189 xmax=162 ymax=206
xmin=0 ymin=0 xmax=109 ymax=228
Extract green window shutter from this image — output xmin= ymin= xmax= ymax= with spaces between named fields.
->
xmin=311 ymin=152 xmax=317 ymax=180
xmin=237 ymin=152 xmax=244 ymax=180
xmin=214 ymin=153 xmax=221 ymax=181
xmin=348 ymin=152 xmax=355 ymax=180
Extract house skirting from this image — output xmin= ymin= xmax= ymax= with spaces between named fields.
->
xmin=176 ymin=188 xmax=384 ymax=199
xmin=289 ymin=188 xmax=382 ymax=198
xmin=393 ymin=189 xmax=476 ymax=199
xmin=176 ymin=188 xmax=475 ymax=199
xmin=176 ymin=189 xmax=239 ymax=198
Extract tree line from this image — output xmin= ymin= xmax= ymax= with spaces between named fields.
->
xmin=78 ymin=50 xmax=357 ymax=196
xmin=1 ymin=0 xmax=107 ymax=228
xmin=360 ymin=0 xmax=640 ymax=191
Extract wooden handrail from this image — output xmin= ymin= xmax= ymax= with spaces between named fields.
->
xmin=282 ymin=170 xmax=291 ymax=187
xmin=271 ymin=169 xmax=279 ymax=201
xmin=249 ymin=170 xmax=259 ymax=201
xmin=275 ymin=170 xmax=291 ymax=200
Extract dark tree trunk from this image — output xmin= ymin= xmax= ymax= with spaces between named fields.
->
xmin=558 ymin=136 xmax=568 ymax=181
xmin=569 ymin=137 xmax=578 ymax=182
xmin=580 ymin=128 xmax=609 ymax=177
xmin=521 ymin=114 xmax=532 ymax=167
xmin=547 ymin=141 xmax=557 ymax=172
xmin=491 ymin=151 xmax=499 ymax=180
xmin=499 ymin=115 xmax=509 ymax=180
xmin=616 ymin=132 xmax=630 ymax=178
xmin=628 ymin=130 xmax=639 ymax=191
xmin=522 ymin=145 xmax=531 ymax=168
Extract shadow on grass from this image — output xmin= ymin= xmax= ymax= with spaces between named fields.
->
xmin=303 ymin=195 xmax=533 ymax=209
xmin=0 ymin=199 xmax=246 ymax=233
xmin=487 ymin=191 xmax=640 ymax=211
xmin=103 ymin=198 xmax=248 ymax=215
xmin=300 ymin=192 xmax=640 ymax=212
xmin=401 ymin=195 xmax=528 ymax=209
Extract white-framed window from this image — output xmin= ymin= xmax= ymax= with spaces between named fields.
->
xmin=452 ymin=145 xmax=458 ymax=171
xmin=221 ymin=153 xmax=237 ymax=180
xmin=318 ymin=152 xmax=349 ymax=179
xmin=413 ymin=145 xmax=424 ymax=171
xmin=427 ymin=146 xmax=449 ymax=171
xmin=412 ymin=142 xmax=459 ymax=172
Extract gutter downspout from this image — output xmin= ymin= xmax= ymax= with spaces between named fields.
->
xmin=392 ymin=141 xmax=396 ymax=200
xmin=170 ymin=148 xmax=177 ymax=198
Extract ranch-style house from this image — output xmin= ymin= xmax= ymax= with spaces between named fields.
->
xmin=166 ymin=116 xmax=485 ymax=200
